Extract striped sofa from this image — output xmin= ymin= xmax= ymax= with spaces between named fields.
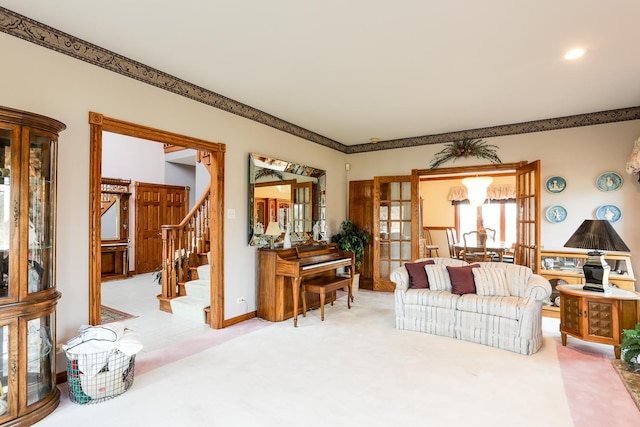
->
xmin=390 ymin=257 xmax=551 ymax=355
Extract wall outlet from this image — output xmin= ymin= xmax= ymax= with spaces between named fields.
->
xmin=236 ymin=297 xmax=245 ymax=304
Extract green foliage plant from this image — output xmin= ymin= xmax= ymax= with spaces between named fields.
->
xmin=621 ymin=322 xmax=640 ymax=371
xmin=331 ymin=220 xmax=370 ymax=271
xmin=429 ymin=137 xmax=501 ymax=169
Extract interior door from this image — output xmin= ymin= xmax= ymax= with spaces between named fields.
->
xmin=134 ymin=182 xmax=189 ymax=274
xmin=515 ymin=160 xmax=540 ymax=271
xmin=292 ymin=181 xmax=313 ymax=232
xmin=348 ymin=180 xmax=374 ymax=290
xmin=373 ymin=175 xmax=417 ymax=291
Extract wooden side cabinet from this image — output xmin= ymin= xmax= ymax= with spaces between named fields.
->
xmin=541 ymin=250 xmax=636 ymax=318
xmin=558 ymin=284 xmax=640 ymax=358
xmin=0 ymin=107 xmax=65 ymax=425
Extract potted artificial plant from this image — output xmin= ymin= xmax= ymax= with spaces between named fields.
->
xmin=331 ymin=220 xmax=370 ymax=292
xmin=621 ymin=322 xmax=640 ymax=372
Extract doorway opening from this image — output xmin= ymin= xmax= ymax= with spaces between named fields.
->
xmin=88 ymin=112 xmax=225 ymax=328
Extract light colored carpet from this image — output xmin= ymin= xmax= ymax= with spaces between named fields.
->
xmin=38 ymin=291 xmax=636 ymax=426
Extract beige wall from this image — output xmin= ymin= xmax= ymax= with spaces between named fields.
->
xmin=1 ymin=28 xmax=639 ymax=359
xmin=0 ymin=34 xmax=348 ymax=346
xmin=348 ymin=121 xmax=640 ymax=288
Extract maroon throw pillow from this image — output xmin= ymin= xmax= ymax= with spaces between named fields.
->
xmin=447 ymin=264 xmax=480 ymax=295
xmin=405 ymin=260 xmax=436 ymax=289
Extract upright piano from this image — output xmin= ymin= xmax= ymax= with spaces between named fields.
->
xmin=257 ymin=242 xmax=354 ymax=326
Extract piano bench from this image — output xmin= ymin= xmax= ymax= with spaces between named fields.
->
xmin=301 ymin=276 xmax=352 ymax=322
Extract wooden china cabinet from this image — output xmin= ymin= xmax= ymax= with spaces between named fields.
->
xmin=0 ymin=107 xmax=65 ymax=426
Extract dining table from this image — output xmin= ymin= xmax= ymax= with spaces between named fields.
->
xmin=453 ymin=240 xmax=511 ymax=262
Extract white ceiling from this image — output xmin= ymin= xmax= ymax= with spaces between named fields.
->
xmin=2 ymin=0 xmax=640 ymax=146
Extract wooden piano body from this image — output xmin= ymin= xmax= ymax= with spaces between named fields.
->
xmin=257 ymin=243 xmax=354 ymax=324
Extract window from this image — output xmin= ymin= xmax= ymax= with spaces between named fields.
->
xmin=456 ymin=201 xmax=516 ymax=246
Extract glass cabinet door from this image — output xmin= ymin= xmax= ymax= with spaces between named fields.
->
xmin=0 ymin=126 xmax=14 ymax=302
xmin=26 ymin=132 xmax=56 ymax=295
xmin=24 ymin=312 xmax=54 ymax=407
xmin=0 ymin=320 xmax=17 ymax=422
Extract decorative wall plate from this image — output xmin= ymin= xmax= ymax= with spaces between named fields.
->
xmin=545 ymin=205 xmax=567 ymax=223
xmin=596 ymin=172 xmax=623 ymax=191
xmin=545 ymin=176 xmax=566 ymax=193
xmin=596 ymin=204 xmax=622 ymax=223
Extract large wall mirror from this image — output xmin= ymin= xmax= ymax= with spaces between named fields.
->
xmin=101 ymin=177 xmax=131 ymax=280
xmin=248 ymin=153 xmax=326 ymax=246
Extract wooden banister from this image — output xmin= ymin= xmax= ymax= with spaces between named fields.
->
xmin=157 ymin=183 xmax=211 ymax=312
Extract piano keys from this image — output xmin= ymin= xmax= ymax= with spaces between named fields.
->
xmin=257 ymin=242 xmax=355 ymax=326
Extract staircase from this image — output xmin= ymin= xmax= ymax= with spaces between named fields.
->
xmin=169 ymin=257 xmax=211 ymax=323
xmin=157 ymin=150 xmax=213 ymax=315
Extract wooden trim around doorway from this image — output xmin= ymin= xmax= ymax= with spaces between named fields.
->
xmin=88 ymin=112 xmax=226 ymax=329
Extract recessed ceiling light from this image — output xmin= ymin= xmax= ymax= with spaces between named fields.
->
xmin=564 ymin=48 xmax=586 ymax=60
xmin=370 ymin=138 xmax=380 ymax=144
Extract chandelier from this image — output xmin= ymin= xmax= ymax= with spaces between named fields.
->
xmin=462 ymin=176 xmax=493 ymax=206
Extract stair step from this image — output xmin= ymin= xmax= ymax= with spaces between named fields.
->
xmin=197 ymin=265 xmax=210 ymax=281
xmin=169 ymin=296 xmax=209 ymax=323
xmin=185 ymin=279 xmax=210 ymax=300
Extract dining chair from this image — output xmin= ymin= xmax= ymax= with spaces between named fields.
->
xmin=422 ymin=228 xmax=439 ymax=257
xmin=461 ymin=231 xmax=493 ymax=262
xmin=483 ymin=227 xmax=497 ymax=241
xmin=445 ymin=228 xmax=460 ymax=259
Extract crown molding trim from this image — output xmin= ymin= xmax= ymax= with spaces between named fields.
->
xmin=2 ymin=7 xmax=639 ymax=155
xmin=0 ymin=7 xmax=349 ymax=153
xmin=346 ymin=106 xmax=640 ymax=153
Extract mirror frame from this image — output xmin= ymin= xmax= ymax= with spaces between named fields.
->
xmin=248 ymin=153 xmax=326 ymax=246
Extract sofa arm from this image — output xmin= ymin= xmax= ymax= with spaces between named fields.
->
xmin=390 ymin=267 xmax=410 ymax=292
xmin=524 ymin=274 xmax=552 ymax=301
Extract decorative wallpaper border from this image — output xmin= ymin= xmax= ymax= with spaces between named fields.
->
xmin=348 ymin=107 xmax=640 ymax=153
xmin=2 ymin=7 xmax=639 ymax=155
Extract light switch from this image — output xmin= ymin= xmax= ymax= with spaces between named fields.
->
xmin=227 ymin=209 xmax=236 ymax=219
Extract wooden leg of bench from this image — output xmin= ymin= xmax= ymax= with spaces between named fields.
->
xmin=301 ymin=287 xmax=307 ymax=317
xmin=347 ymin=284 xmax=352 ymax=309
xmin=320 ymin=289 xmax=325 ymax=321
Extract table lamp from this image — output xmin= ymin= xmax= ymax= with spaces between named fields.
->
xmin=563 ymin=219 xmax=630 ymax=293
xmin=265 ymin=221 xmax=282 ymax=249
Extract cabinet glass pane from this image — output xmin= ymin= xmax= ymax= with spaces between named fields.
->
xmin=26 ymin=314 xmax=54 ymax=406
xmin=28 ymin=135 xmax=55 ymax=293
xmin=0 ymin=324 xmax=10 ymax=417
xmin=0 ymin=129 xmax=10 ymax=299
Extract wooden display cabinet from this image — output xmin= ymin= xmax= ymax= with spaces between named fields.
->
xmin=0 ymin=107 xmax=65 ymax=425
xmin=540 ymin=250 xmax=636 ymax=318
xmin=558 ymin=284 xmax=639 ymax=358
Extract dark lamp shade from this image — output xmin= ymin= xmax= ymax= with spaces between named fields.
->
xmin=564 ymin=220 xmax=630 ymax=252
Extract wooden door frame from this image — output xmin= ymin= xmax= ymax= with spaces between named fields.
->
xmin=88 ymin=112 xmax=226 ymax=328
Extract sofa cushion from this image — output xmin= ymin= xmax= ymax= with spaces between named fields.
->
xmin=456 ymin=294 xmax=522 ymax=320
xmin=405 ymin=260 xmax=435 ymax=289
xmin=425 ymin=265 xmax=452 ymax=291
xmin=474 ymin=262 xmax=533 ymax=297
xmin=472 ymin=268 xmax=511 ymax=297
xmin=404 ymin=289 xmax=460 ymax=309
xmin=447 ymin=264 xmax=480 ymax=295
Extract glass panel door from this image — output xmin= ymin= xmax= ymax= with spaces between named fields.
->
xmin=0 ymin=125 xmax=16 ymax=302
xmin=25 ymin=312 xmax=54 ymax=407
xmin=515 ymin=160 xmax=540 ymax=270
xmin=0 ymin=319 xmax=17 ymax=422
xmin=27 ymin=133 xmax=56 ymax=294
xmin=373 ymin=176 xmax=413 ymax=291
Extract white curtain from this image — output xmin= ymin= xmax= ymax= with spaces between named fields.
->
xmin=447 ymin=184 xmax=516 ymax=202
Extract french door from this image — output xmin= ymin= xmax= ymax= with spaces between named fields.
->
xmin=372 ymin=175 xmax=419 ymax=291
xmin=515 ymin=160 xmax=541 ymax=271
